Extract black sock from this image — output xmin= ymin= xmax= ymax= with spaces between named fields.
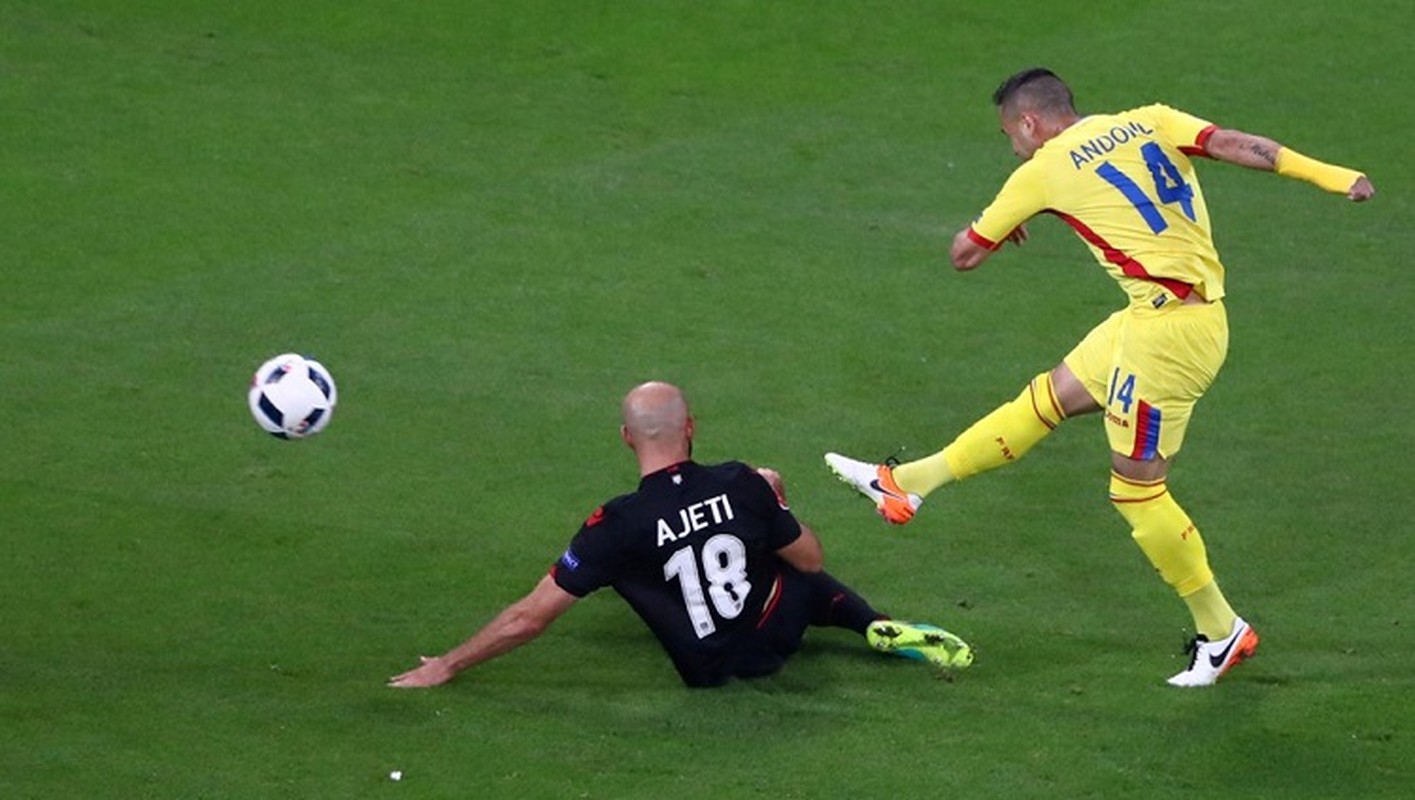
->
xmin=803 ymin=571 xmax=884 ymax=634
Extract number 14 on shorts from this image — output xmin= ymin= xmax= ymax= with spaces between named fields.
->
xmin=1108 ymin=368 xmax=1137 ymax=413
xmin=1107 ymin=368 xmax=1164 ymax=460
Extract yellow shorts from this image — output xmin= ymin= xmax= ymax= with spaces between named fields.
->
xmin=1063 ymin=300 xmax=1228 ymax=460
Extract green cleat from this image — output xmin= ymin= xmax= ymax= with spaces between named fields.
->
xmin=867 ymin=620 xmax=974 ymax=671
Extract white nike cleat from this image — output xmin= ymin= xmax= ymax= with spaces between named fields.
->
xmin=824 ymin=452 xmax=923 ymax=525
xmin=1167 ymin=616 xmax=1260 ymax=687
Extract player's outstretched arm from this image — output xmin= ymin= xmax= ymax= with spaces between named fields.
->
xmin=1205 ymin=128 xmax=1374 ymax=201
xmin=388 ymin=574 xmax=579 ymax=688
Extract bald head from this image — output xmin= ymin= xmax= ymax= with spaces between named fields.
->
xmin=622 ymin=381 xmax=691 ymax=443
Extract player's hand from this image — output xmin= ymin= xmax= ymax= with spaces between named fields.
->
xmin=755 ymin=467 xmax=788 ymax=506
xmin=388 ymin=656 xmax=453 ymax=688
xmin=1005 ymin=224 xmax=1029 ymax=246
xmin=1347 ymin=175 xmax=1375 ymax=202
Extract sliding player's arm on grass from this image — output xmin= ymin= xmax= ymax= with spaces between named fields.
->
xmin=1200 ymin=128 xmax=1374 ymax=201
xmin=388 ymin=574 xmax=579 ymax=688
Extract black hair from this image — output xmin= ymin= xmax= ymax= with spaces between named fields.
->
xmin=992 ymin=67 xmax=1075 ymax=115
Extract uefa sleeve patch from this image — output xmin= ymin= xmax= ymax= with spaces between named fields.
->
xmin=559 ymin=549 xmax=581 ymax=571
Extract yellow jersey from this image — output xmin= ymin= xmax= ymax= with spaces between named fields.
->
xmin=968 ymin=104 xmax=1225 ymax=307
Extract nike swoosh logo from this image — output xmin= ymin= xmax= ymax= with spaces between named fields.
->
xmin=1208 ymin=630 xmax=1243 ymax=668
xmin=869 ymin=479 xmax=904 ymax=499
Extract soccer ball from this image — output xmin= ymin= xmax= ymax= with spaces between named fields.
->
xmin=248 ymin=353 xmax=338 ymax=439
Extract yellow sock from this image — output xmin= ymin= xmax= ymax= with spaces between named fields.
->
xmin=894 ymin=373 xmax=1065 ymax=496
xmin=1182 ymin=581 xmax=1238 ymax=641
xmin=1109 ymin=473 xmax=1233 ymax=639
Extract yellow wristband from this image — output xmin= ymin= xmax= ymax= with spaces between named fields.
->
xmin=1275 ymin=148 xmax=1363 ymax=194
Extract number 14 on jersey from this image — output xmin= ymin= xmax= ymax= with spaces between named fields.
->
xmin=1096 ymin=142 xmax=1196 ymax=234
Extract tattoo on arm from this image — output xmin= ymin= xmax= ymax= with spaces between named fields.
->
xmin=1245 ymin=141 xmax=1277 ymax=167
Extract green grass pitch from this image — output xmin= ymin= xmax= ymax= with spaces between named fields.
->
xmin=3 ymin=1 xmax=1411 ymax=797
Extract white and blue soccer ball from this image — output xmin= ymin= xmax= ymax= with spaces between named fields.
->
xmin=248 ymin=353 xmax=337 ymax=439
